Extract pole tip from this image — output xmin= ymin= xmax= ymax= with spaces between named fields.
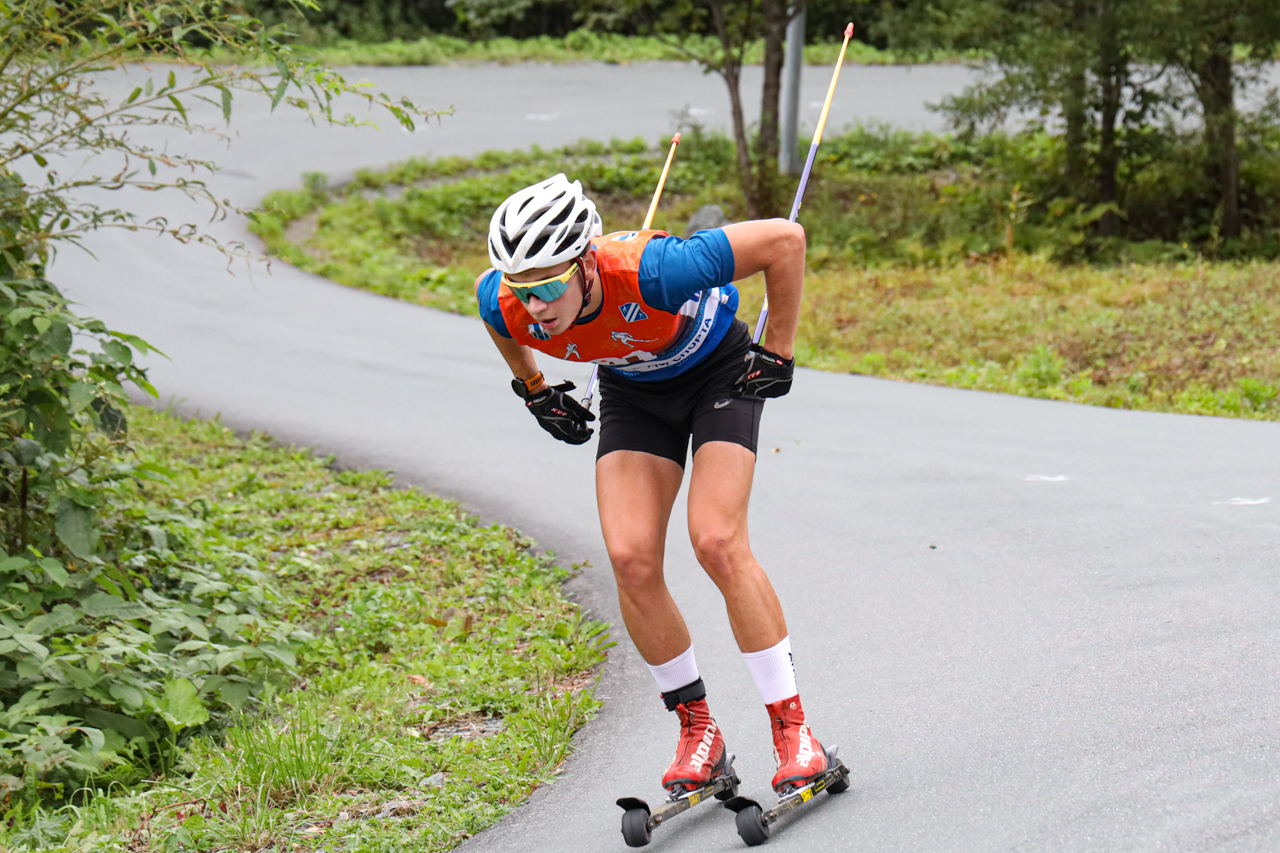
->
xmin=844 ymin=23 xmax=855 ymax=38
xmin=672 ymin=132 xmax=681 ymax=145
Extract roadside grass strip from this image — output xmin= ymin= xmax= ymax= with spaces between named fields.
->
xmin=2 ymin=407 xmax=609 ymax=852
xmin=252 ymin=136 xmax=1280 ymax=422
xmin=249 ymin=136 xmax=672 ymax=317
xmin=778 ymin=256 xmax=1280 ymax=418
xmin=179 ymin=33 xmax=966 ymax=69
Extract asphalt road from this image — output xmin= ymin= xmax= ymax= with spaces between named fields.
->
xmin=57 ymin=63 xmax=1280 ymax=852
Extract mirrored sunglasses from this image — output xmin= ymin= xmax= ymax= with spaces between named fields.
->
xmin=503 ymin=262 xmax=579 ymax=305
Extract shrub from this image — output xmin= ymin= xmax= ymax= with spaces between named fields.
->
xmin=0 ymin=275 xmax=308 ymax=802
xmin=1 ymin=276 xmax=152 ymax=560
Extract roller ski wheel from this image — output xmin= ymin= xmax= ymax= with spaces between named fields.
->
xmin=734 ymin=802 xmax=771 ymax=846
xmin=723 ymin=745 xmax=851 ymax=846
xmin=620 ymin=806 xmax=651 ymax=847
xmin=616 ymin=753 xmax=741 ymax=847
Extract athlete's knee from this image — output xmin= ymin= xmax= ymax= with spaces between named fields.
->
xmin=608 ymin=543 xmax=663 ymax=591
xmin=691 ymin=529 xmax=749 ymax=581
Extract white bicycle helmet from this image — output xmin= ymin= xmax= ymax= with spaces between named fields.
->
xmin=488 ymin=173 xmax=602 ymax=274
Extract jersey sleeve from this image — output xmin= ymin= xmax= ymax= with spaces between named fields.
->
xmin=475 ymin=268 xmax=511 ymax=338
xmin=636 ymin=228 xmax=736 ymax=313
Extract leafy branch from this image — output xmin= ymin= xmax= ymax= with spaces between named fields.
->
xmin=0 ymin=0 xmax=448 ymax=269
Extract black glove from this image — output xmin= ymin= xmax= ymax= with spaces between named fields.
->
xmin=515 ymin=379 xmax=596 ymax=445
xmin=731 ymin=344 xmax=795 ymax=399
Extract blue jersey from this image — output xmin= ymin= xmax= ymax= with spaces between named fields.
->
xmin=478 ymin=228 xmax=739 ymax=382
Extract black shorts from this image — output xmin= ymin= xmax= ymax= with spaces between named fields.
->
xmin=596 ymin=320 xmax=764 ymax=468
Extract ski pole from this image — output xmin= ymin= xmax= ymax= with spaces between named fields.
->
xmin=643 ymin=132 xmax=682 ymax=231
xmin=752 ymin=22 xmax=854 ymax=346
xmin=580 ymin=131 xmax=682 ymax=411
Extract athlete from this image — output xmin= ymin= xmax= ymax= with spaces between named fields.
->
xmin=476 ymin=174 xmax=829 ymax=796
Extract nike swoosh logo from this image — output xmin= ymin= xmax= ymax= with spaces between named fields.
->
xmin=713 ymin=399 xmax=732 ymax=409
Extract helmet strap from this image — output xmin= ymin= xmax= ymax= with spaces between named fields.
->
xmin=570 ymin=252 xmax=594 ymax=328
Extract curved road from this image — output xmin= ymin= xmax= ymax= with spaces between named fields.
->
xmin=60 ymin=64 xmax=1280 ymax=852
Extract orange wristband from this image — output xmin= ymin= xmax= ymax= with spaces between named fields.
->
xmin=516 ymin=371 xmax=546 ymax=397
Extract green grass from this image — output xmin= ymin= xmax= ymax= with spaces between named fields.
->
xmin=250 ymin=135 xmax=1280 ymax=422
xmin=1 ymin=407 xmax=609 ymax=852
xmin=186 ymin=31 xmax=965 ymax=68
xmin=777 ymin=255 xmax=1280 ymax=419
xmin=248 ymin=137 xmax=666 ymax=316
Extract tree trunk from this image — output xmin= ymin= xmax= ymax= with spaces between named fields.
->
xmin=1197 ymin=39 xmax=1240 ymax=240
xmin=710 ymin=1 xmax=758 ymax=219
xmin=756 ymin=0 xmax=789 ymax=218
xmin=1096 ymin=0 xmax=1121 ymax=237
xmin=722 ymin=61 xmax=757 ymax=220
xmin=1063 ymin=1 xmax=1088 ymax=192
xmin=1064 ymin=65 xmax=1088 ymax=192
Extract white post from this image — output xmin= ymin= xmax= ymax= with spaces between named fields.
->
xmin=779 ymin=5 xmax=806 ymax=175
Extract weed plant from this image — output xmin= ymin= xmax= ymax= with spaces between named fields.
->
xmin=1 ymin=408 xmax=609 ymax=851
xmin=251 ymin=128 xmax=1280 ymax=421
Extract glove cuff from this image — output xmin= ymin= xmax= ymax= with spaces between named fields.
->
xmin=754 ymin=345 xmax=794 ymax=367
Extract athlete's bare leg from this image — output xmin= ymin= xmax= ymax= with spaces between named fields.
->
xmin=686 ymin=441 xmax=787 ymax=653
xmin=596 ymin=450 xmax=689 ymax=665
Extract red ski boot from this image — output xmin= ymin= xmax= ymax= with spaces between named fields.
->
xmin=660 ymin=679 xmax=727 ymax=793
xmin=766 ymin=694 xmax=828 ymax=793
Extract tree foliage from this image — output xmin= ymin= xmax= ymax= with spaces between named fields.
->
xmin=578 ymin=0 xmax=795 ymax=217
xmin=0 ymin=0 xmax=436 ymax=801
xmin=0 ymin=0 xmax=435 ymax=269
xmin=243 ymin=0 xmax=605 ymax=41
xmin=240 ymin=0 xmax=888 ymax=44
xmin=885 ymin=0 xmax=1280 ymax=242
xmin=1147 ymin=0 xmax=1280 ymax=238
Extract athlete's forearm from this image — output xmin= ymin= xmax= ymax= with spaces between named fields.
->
xmin=760 ymin=259 xmax=803 ymax=360
xmin=722 ymin=220 xmax=805 ymax=358
xmin=485 ymin=321 xmax=546 ymax=391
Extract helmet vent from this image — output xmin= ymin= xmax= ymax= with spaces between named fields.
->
xmin=527 ymin=231 xmax=551 ymax=257
xmin=547 ymin=204 xmax=572 ymax=227
xmin=528 ymin=201 xmax=556 ymax=223
xmin=556 ymin=222 xmax=585 ymax=254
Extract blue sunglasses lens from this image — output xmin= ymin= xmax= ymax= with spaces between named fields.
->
xmin=515 ymin=279 xmax=568 ymax=304
xmin=510 ymin=271 xmax=573 ymax=304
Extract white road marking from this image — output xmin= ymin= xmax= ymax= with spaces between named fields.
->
xmin=526 ymin=113 xmax=560 ymax=121
xmin=1026 ymin=475 xmax=1069 ymax=481
xmin=1213 ymin=497 xmax=1271 ymax=506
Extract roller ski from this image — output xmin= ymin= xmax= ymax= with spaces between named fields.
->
xmin=723 ymin=696 xmax=850 ymax=847
xmin=618 ymin=683 xmax=741 ymax=847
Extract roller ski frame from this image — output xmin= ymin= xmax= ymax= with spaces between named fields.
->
xmin=723 ymin=745 xmax=850 ymax=847
xmin=617 ymin=753 xmax=741 ymax=847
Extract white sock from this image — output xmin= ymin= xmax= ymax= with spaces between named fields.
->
xmin=743 ymin=636 xmax=797 ymax=705
xmin=646 ymin=646 xmax=700 ymax=694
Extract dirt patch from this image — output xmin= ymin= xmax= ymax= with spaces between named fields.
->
xmin=424 ymin=713 xmax=505 ymax=742
xmin=284 ymin=209 xmax=321 ymax=247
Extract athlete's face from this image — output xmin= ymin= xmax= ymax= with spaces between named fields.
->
xmin=509 ymin=249 xmax=596 ymax=336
